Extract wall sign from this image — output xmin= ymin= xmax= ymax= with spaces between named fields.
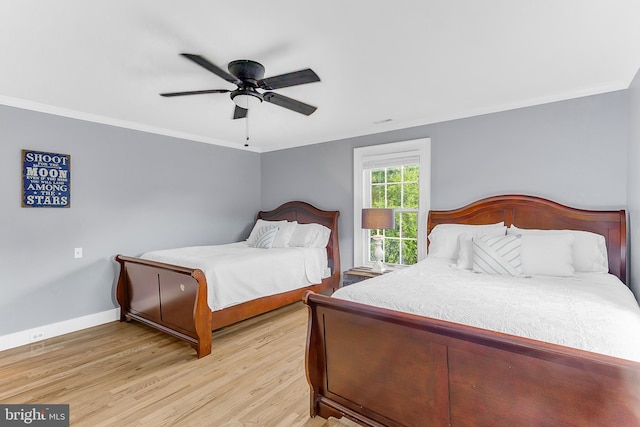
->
xmin=22 ymin=149 xmax=71 ymax=208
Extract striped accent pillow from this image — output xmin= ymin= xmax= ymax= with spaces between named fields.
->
xmin=251 ymin=226 xmax=279 ymax=249
xmin=472 ymin=234 xmax=523 ymax=276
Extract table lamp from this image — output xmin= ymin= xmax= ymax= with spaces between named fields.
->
xmin=362 ymin=208 xmax=395 ymax=273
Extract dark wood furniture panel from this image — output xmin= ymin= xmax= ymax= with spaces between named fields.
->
xmin=304 ymin=194 xmax=638 ymax=426
xmin=116 ymin=201 xmax=340 ymax=358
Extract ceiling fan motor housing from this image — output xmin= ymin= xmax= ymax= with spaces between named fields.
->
xmin=228 ymin=60 xmax=265 ymax=86
xmin=229 ymin=60 xmax=266 ymax=107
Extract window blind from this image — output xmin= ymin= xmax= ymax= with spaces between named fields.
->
xmin=362 ymin=150 xmax=420 ymax=170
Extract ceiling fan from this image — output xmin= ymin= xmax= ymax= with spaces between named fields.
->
xmin=160 ymin=53 xmax=320 ymax=119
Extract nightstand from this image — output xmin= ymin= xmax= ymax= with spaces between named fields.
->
xmin=342 ymin=266 xmax=387 ymax=286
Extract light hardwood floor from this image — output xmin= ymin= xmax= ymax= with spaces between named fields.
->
xmin=0 ymin=302 xmax=351 ymax=427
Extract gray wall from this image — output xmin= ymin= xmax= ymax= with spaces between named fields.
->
xmin=628 ymin=68 xmax=640 ymax=297
xmin=0 ymin=88 xmax=632 ymax=337
xmin=0 ymin=105 xmax=260 ymax=335
xmin=261 ymin=91 xmax=629 ymax=273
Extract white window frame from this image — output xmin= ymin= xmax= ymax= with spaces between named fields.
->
xmin=353 ymin=138 xmax=431 ymax=268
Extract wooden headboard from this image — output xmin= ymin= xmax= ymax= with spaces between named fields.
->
xmin=257 ymin=201 xmax=340 ymax=276
xmin=427 ymin=194 xmax=626 ymax=283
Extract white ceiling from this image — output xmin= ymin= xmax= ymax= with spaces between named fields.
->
xmin=1 ymin=1 xmax=640 ymax=153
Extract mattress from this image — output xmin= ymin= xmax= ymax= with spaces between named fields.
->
xmin=333 ymin=257 xmax=640 ymax=362
xmin=142 ymin=242 xmax=329 ymax=311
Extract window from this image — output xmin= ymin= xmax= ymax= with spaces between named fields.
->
xmin=354 ymin=139 xmax=431 ymax=268
xmin=370 ymin=164 xmax=419 ymax=264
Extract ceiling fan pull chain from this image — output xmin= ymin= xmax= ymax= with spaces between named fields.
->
xmin=245 ymin=113 xmax=250 ymax=147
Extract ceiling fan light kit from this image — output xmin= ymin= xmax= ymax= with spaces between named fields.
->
xmin=231 ymin=89 xmax=262 ymax=109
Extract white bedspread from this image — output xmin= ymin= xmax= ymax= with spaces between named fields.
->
xmin=142 ymin=242 xmax=328 ymax=311
xmin=333 ymin=258 xmax=640 ymax=362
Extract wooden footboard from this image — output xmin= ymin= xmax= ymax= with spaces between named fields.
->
xmin=115 ymin=254 xmax=339 ymax=359
xmin=304 ymin=292 xmax=640 ymax=426
xmin=116 ymin=255 xmax=212 ymax=358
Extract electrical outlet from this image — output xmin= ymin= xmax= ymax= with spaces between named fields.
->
xmin=29 ymin=330 xmax=45 ymax=342
xmin=74 ymin=247 xmax=82 ymax=259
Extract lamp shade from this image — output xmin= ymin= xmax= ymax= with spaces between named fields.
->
xmin=362 ymin=208 xmax=395 ymax=230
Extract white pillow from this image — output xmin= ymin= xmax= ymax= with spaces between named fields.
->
xmin=289 ymin=223 xmax=331 ymax=248
xmin=456 ymin=230 xmax=509 ymax=270
xmin=247 ymin=219 xmax=284 ymax=245
xmin=472 ymin=234 xmax=523 ymax=276
xmin=247 ymin=219 xmax=297 ymax=247
xmin=508 ymin=225 xmax=608 ymax=273
xmin=518 ymin=233 xmax=575 ymax=277
xmin=272 ymin=221 xmax=298 ymax=247
xmin=428 ymin=222 xmax=506 ymax=260
xmin=249 ymin=226 xmax=278 ymax=249
xmin=311 ymin=224 xmax=332 ymax=247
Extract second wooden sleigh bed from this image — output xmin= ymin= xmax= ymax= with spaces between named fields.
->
xmin=116 ymin=201 xmax=340 ymax=358
xmin=304 ymin=194 xmax=640 ymax=426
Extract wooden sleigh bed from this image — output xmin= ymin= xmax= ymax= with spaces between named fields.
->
xmin=116 ymin=201 xmax=340 ymax=358
xmin=304 ymin=194 xmax=640 ymax=426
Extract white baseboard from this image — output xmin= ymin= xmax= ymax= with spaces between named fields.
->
xmin=0 ymin=308 xmax=120 ymax=352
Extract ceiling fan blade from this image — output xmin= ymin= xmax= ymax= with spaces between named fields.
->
xmin=181 ymin=53 xmax=241 ymax=85
xmin=258 ymin=69 xmax=320 ymax=90
xmin=263 ymin=92 xmax=317 ymax=115
xmin=160 ymin=89 xmax=230 ymax=97
xmin=233 ymin=105 xmax=248 ymax=119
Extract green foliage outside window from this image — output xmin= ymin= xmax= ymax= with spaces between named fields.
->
xmin=368 ymin=164 xmax=419 ymax=265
